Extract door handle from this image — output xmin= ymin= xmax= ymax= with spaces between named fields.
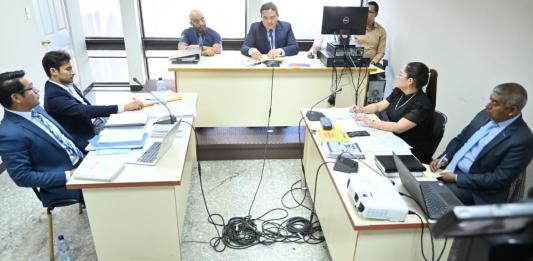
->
xmin=41 ymin=39 xmax=51 ymax=46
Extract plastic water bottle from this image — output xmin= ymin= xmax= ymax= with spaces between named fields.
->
xmin=156 ymin=77 xmax=166 ymax=102
xmin=57 ymin=235 xmax=71 ymax=261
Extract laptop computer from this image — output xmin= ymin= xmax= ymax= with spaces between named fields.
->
xmin=127 ymin=122 xmax=180 ymax=166
xmin=393 ymin=152 xmax=463 ymax=219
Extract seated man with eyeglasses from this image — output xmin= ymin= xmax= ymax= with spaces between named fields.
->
xmin=0 ymin=70 xmax=82 ymax=206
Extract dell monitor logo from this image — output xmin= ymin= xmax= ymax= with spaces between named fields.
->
xmin=342 ymin=17 xmax=350 ymax=24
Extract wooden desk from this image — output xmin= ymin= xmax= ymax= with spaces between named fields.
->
xmin=168 ymin=51 xmax=377 ymax=127
xmin=301 ymin=109 xmax=451 ymax=261
xmin=66 ymin=93 xmax=197 ymax=260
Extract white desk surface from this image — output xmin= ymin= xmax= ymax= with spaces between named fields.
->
xmin=301 ymin=109 xmax=440 ymax=231
xmin=168 ymin=50 xmax=380 ymax=73
xmin=66 ymin=93 xmax=198 ymax=189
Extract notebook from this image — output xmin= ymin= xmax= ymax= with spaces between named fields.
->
xmin=375 ymin=154 xmax=426 ymax=177
xmin=126 ymin=122 xmax=179 ymax=166
xmin=74 ymin=160 xmax=125 ymax=181
xmin=393 ymin=152 xmax=463 ymax=219
xmin=105 ymin=112 xmax=148 ymax=127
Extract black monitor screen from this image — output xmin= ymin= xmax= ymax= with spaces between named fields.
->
xmin=321 ymin=6 xmax=368 ymax=35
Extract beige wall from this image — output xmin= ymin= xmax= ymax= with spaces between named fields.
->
xmin=378 ymin=0 xmax=533 ymax=196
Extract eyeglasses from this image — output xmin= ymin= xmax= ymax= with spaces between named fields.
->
xmin=398 ymin=72 xmax=409 ymax=78
xmin=18 ymin=87 xmax=36 ymax=93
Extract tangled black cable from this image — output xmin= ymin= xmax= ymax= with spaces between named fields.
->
xmin=190 ymin=67 xmax=328 ymax=252
xmin=400 ymin=192 xmax=448 ymax=261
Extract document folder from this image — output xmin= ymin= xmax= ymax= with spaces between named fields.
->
xmin=169 ymin=49 xmax=200 ymax=64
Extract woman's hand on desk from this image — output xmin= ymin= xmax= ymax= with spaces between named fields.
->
xmin=351 ymin=105 xmax=364 ymax=113
xmin=356 ymin=113 xmax=374 ymax=126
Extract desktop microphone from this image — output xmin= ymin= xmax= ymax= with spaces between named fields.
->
xmin=132 ymin=77 xmax=176 ymax=125
xmin=306 ymin=88 xmax=343 ymax=121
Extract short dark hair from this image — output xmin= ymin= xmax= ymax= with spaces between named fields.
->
xmin=42 ymin=50 xmax=71 ymax=78
xmin=0 ymin=70 xmax=26 ymax=108
xmin=493 ymin=82 xmax=528 ymax=111
xmin=368 ymin=1 xmax=379 ymax=13
xmin=260 ymin=2 xmax=278 ymax=16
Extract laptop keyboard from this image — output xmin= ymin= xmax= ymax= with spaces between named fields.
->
xmin=137 ymin=142 xmax=162 ymax=163
xmin=420 ymin=183 xmax=450 ymax=218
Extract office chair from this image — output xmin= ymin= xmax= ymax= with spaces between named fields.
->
xmin=430 ymin=111 xmax=447 ymax=157
xmin=32 ymin=188 xmax=85 ymax=261
xmin=507 ymin=171 xmax=527 ymax=202
xmin=366 ymin=59 xmax=388 ymax=106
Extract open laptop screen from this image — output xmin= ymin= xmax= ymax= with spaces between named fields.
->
xmin=393 ymin=152 xmax=428 ymax=213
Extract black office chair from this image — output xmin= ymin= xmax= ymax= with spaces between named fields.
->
xmin=430 ymin=111 xmax=447 ymax=157
xmin=507 ymin=171 xmax=527 ymax=202
xmin=32 ymin=188 xmax=84 ymax=261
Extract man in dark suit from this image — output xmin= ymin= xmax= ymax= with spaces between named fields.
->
xmin=0 ymin=70 xmax=83 ymax=206
xmin=430 ymin=83 xmax=533 ymax=205
xmin=240 ymin=2 xmax=298 ymax=60
xmin=42 ymin=50 xmax=143 ymax=150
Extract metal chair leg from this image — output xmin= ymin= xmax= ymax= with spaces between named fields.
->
xmin=78 ymin=202 xmax=83 ymax=214
xmin=47 ymin=212 xmax=55 ymax=261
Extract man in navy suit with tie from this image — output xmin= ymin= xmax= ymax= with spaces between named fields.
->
xmin=42 ymin=50 xmax=143 ymax=150
xmin=241 ymin=2 xmax=298 ymax=60
xmin=0 ymin=70 xmax=83 ymax=206
xmin=430 ymin=83 xmax=533 ymax=205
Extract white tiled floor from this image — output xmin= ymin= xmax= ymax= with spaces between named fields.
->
xmin=0 ymin=160 xmax=332 ymax=261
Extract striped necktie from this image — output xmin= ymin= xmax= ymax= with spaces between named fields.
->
xmin=31 ymin=110 xmax=84 ymax=160
xmin=268 ymin=29 xmax=274 ymax=50
xmin=446 ymin=121 xmax=498 ymax=172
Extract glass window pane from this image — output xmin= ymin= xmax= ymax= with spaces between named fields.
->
xmin=263 ymin=0 xmax=359 ymax=40
xmin=146 ymin=51 xmax=176 ymax=80
xmin=140 ymin=0 xmax=245 ymax=38
xmin=79 ymin=0 xmax=124 ymax=37
xmin=88 ymin=50 xmax=128 ymax=82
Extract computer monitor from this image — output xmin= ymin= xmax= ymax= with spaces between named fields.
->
xmin=321 ymin=6 xmax=368 ymax=41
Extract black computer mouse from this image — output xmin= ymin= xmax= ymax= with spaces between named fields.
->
xmin=307 ymin=53 xmax=315 ymax=59
xmin=264 ymin=60 xmax=281 ymax=67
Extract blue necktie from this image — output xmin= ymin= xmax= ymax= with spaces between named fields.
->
xmin=268 ymin=29 xmax=274 ymax=50
xmin=32 ymin=110 xmax=84 ymax=160
xmin=446 ymin=121 xmax=498 ymax=172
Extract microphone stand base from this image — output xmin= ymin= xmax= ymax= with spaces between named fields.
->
xmin=154 ymin=115 xmax=177 ymax=125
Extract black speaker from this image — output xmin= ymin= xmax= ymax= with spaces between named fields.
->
xmin=366 ymin=79 xmax=386 ymax=104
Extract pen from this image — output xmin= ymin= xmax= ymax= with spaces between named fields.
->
xmin=436 ymin=155 xmax=447 ymax=170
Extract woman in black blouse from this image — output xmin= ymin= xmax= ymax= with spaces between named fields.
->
xmin=351 ymin=62 xmax=437 ymax=163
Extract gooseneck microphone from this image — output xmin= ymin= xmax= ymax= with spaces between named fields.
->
xmin=306 ymin=88 xmax=343 ymax=121
xmin=132 ymin=77 xmax=176 ymax=125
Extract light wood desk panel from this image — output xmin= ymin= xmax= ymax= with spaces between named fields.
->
xmin=67 ymin=93 xmax=197 ymax=260
xmin=301 ymin=109 xmax=452 ymax=261
xmin=169 ymin=51 xmax=376 ymax=127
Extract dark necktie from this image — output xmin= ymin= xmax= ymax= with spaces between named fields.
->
xmin=268 ymin=29 xmax=274 ymax=50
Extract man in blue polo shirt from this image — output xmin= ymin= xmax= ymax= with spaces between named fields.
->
xmin=178 ymin=9 xmax=222 ymax=56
